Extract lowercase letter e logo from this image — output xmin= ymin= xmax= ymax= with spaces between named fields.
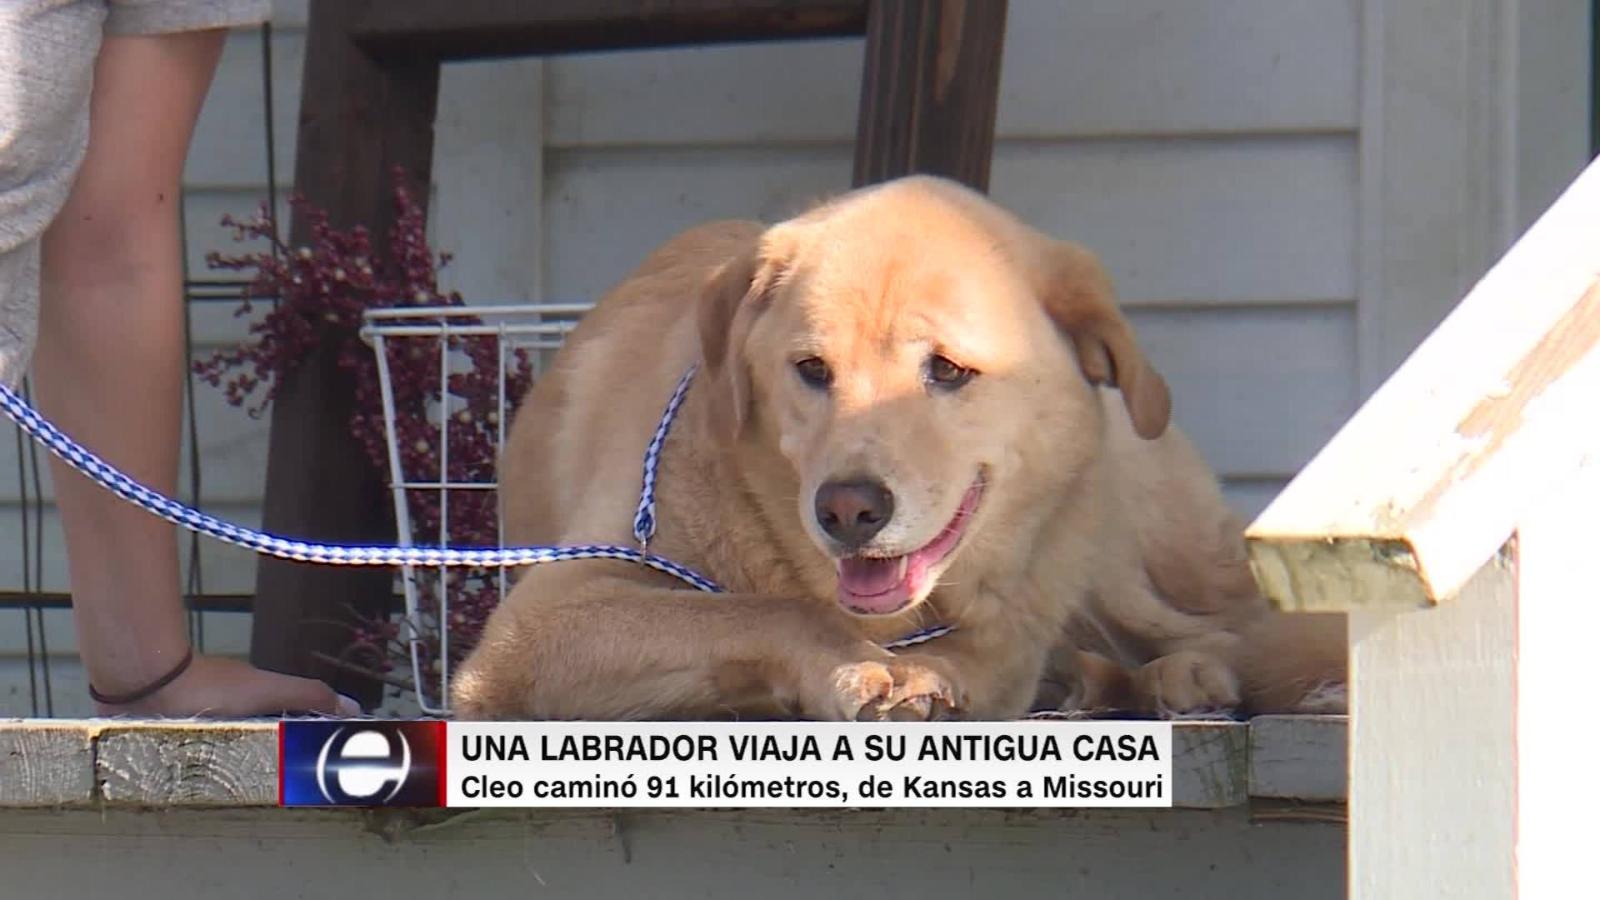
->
xmin=316 ymin=727 xmax=411 ymax=804
xmin=279 ymin=720 xmax=445 ymax=807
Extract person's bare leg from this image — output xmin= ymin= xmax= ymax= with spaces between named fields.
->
xmin=35 ymin=29 xmax=354 ymax=717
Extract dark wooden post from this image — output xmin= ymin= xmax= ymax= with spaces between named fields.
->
xmin=852 ymin=0 xmax=1008 ymax=191
xmin=249 ymin=0 xmax=441 ymax=706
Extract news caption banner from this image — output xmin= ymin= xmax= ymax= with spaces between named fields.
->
xmin=279 ymin=720 xmax=1172 ymax=809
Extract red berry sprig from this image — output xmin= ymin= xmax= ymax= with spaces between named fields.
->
xmin=195 ymin=166 xmax=534 ymax=704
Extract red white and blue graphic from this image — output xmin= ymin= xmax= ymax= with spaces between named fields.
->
xmin=279 ymin=720 xmax=447 ymax=807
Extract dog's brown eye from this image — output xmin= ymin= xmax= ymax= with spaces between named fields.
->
xmin=794 ymin=356 xmax=832 ymax=389
xmin=927 ymin=354 xmax=975 ymax=390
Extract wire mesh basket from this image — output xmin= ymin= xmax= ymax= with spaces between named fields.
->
xmin=360 ymin=303 xmax=591 ymax=715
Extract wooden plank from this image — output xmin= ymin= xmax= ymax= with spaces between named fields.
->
xmin=0 ymin=718 xmax=1345 ymax=810
xmin=1129 ymin=306 xmax=1355 ymax=480
xmin=992 ymin=0 xmax=1356 ymax=140
xmin=430 ymin=58 xmax=547 ymax=305
xmin=163 ymin=152 xmax=1350 ymax=521
xmin=1170 ymin=721 xmax=1247 ymax=809
xmin=1515 ymin=456 xmax=1600 ymax=897
xmin=271 ymin=0 xmax=310 ymax=30
xmin=991 ymin=136 xmax=1357 ymax=306
xmin=1248 ymin=157 xmax=1600 ymax=611
xmin=1221 ymin=477 xmax=1288 ymax=523
xmin=0 ymin=605 xmax=72 ymax=655
xmin=1510 ymin=0 xmax=1593 ymax=237
xmin=1348 ymin=559 xmax=1513 ymax=898
xmin=350 ymin=0 xmax=869 ymax=61
xmin=542 ymin=145 xmax=852 ymax=302
xmin=543 ymin=136 xmax=1358 ymax=307
xmin=0 ymin=721 xmax=94 ymax=807
xmin=543 ymin=0 xmax=1359 ymax=148
xmin=181 ymin=188 xmax=290 ymax=290
xmin=184 ymin=27 xmax=302 ymax=189
xmin=0 ymin=504 xmax=266 ymax=607
xmin=1247 ymin=715 xmax=1345 ymax=803
xmin=97 ymin=722 xmax=278 ymax=807
xmin=250 ymin=0 xmax=439 ymax=707
xmin=1355 ymin=0 xmax=1506 ymax=398
xmin=1356 ymin=0 xmax=1592 ymax=399
xmin=546 ymin=147 xmax=1358 ymax=478
xmin=0 ymin=364 xmax=276 ymax=504
xmin=0 ymin=654 xmax=83 ymax=718
xmin=852 ymin=0 xmax=1007 ymax=191
xmin=0 ymin=806 xmax=1344 ymax=899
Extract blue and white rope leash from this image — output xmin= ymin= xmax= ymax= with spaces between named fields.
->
xmin=631 ymin=365 xmax=698 ymax=555
xmin=0 ymin=370 xmax=952 ymax=651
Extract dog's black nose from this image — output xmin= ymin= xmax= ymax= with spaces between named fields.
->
xmin=815 ymin=478 xmax=895 ymax=549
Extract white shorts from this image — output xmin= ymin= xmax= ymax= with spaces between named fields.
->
xmin=0 ymin=0 xmax=270 ymax=386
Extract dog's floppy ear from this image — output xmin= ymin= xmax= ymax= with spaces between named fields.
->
xmin=1035 ymin=239 xmax=1171 ymax=439
xmin=696 ymin=232 xmax=789 ymax=440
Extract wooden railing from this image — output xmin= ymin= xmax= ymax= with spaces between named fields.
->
xmin=1246 ymin=156 xmax=1600 ymax=899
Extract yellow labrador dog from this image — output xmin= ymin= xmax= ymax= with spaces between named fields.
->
xmin=452 ymin=176 xmax=1345 ymax=721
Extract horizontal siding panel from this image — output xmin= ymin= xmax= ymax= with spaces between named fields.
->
xmin=5 ymin=327 xmax=1347 ymax=512
xmin=545 ymin=38 xmax=864 ymax=149
xmin=995 ymin=0 xmax=1358 ymax=139
xmin=1135 ymin=305 xmax=1356 ymax=479
xmin=183 ymin=294 xmax=271 ymax=351
xmin=545 ymin=0 xmax=1357 ymax=148
xmin=0 ymin=501 xmax=269 ymax=598
xmin=1222 ymin=476 xmax=1291 ymax=523
xmin=2 ymin=301 xmax=1349 ymax=524
xmin=543 ymin=144 xmax=854 ymax=302
xmin=181 ymin=189 xmax=289 ymax=289
xmin=0 ymin=357 xmax=274 ymax=506
xmin=185 ymin=27 xmax=301 ymax=189
xmin=0 ymin=653 xmax=95 ymax=718
xmin=0 ymin=423 xmax=54 ymax=507
xmin=188 ymin=29 xmax=531 ymax=196
xmin=269 ymin=0 xmax=307 ymax=29
xmin=544 ymin=135 xmax=1355 ymax=306
xmin=990 ymin=135 xmax=1357 ymax=304
xmin=0 ymin=607 xmax=251 ymax=658
xmin=172 ymin=382 xmax=273 ymax=505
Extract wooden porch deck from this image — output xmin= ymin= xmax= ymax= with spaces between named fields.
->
xmin=0 ymin=715 xmax=1345 ymax=899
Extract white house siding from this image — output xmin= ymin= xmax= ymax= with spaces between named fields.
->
xmin=1 ymin=0 xmax=1589 ymax=714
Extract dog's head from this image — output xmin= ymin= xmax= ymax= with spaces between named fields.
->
xmin=697 ymin=176 xmax=1169 ymax=617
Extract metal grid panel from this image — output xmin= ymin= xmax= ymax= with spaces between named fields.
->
xmin=361 ymin=303 xmax=590 ymax=713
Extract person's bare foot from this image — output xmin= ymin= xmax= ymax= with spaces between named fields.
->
xmin=92 ymin=654 xmax=360 ymax=718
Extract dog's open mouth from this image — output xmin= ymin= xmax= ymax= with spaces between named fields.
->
xmin=836 ymin=476 xmax=985 ymax=616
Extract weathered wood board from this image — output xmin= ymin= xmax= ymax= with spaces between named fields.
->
xmin=0 ymin=720 xmax=94 ymax=807
xmin=97 ymin=722 xmax=278 ymax=807
xmin=0 ymin=717 xmax=1344 ymax=810
xmin=1248 ymin=715 xmax=1346 ymax=803
xmin=1249 ymin=158 xmax=1600 ymax=611
xmin=0 ymin=804 xmax=1343 ymax=900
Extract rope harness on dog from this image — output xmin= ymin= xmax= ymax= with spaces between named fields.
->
xmin=0 ymin=371 xmax=954 ymax=651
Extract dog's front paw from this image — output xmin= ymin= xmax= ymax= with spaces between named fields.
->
xmin=1133 ymin=651 xmax=1241 ymax=718
xmin=826 ymin=659 xmax=966 ymax=721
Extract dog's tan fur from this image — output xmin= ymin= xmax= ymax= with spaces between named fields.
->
xmin=452 ymin=176 xmax=1346 ymax=721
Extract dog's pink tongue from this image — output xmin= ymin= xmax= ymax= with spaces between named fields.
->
xmin=837 ymin=557 xmax=910 ymax=614
xmin=838 ymin=557 xmax=903 ymax=595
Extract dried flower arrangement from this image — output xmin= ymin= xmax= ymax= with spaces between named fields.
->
xmin=194 ymin=167 xmax=531 ymax=706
